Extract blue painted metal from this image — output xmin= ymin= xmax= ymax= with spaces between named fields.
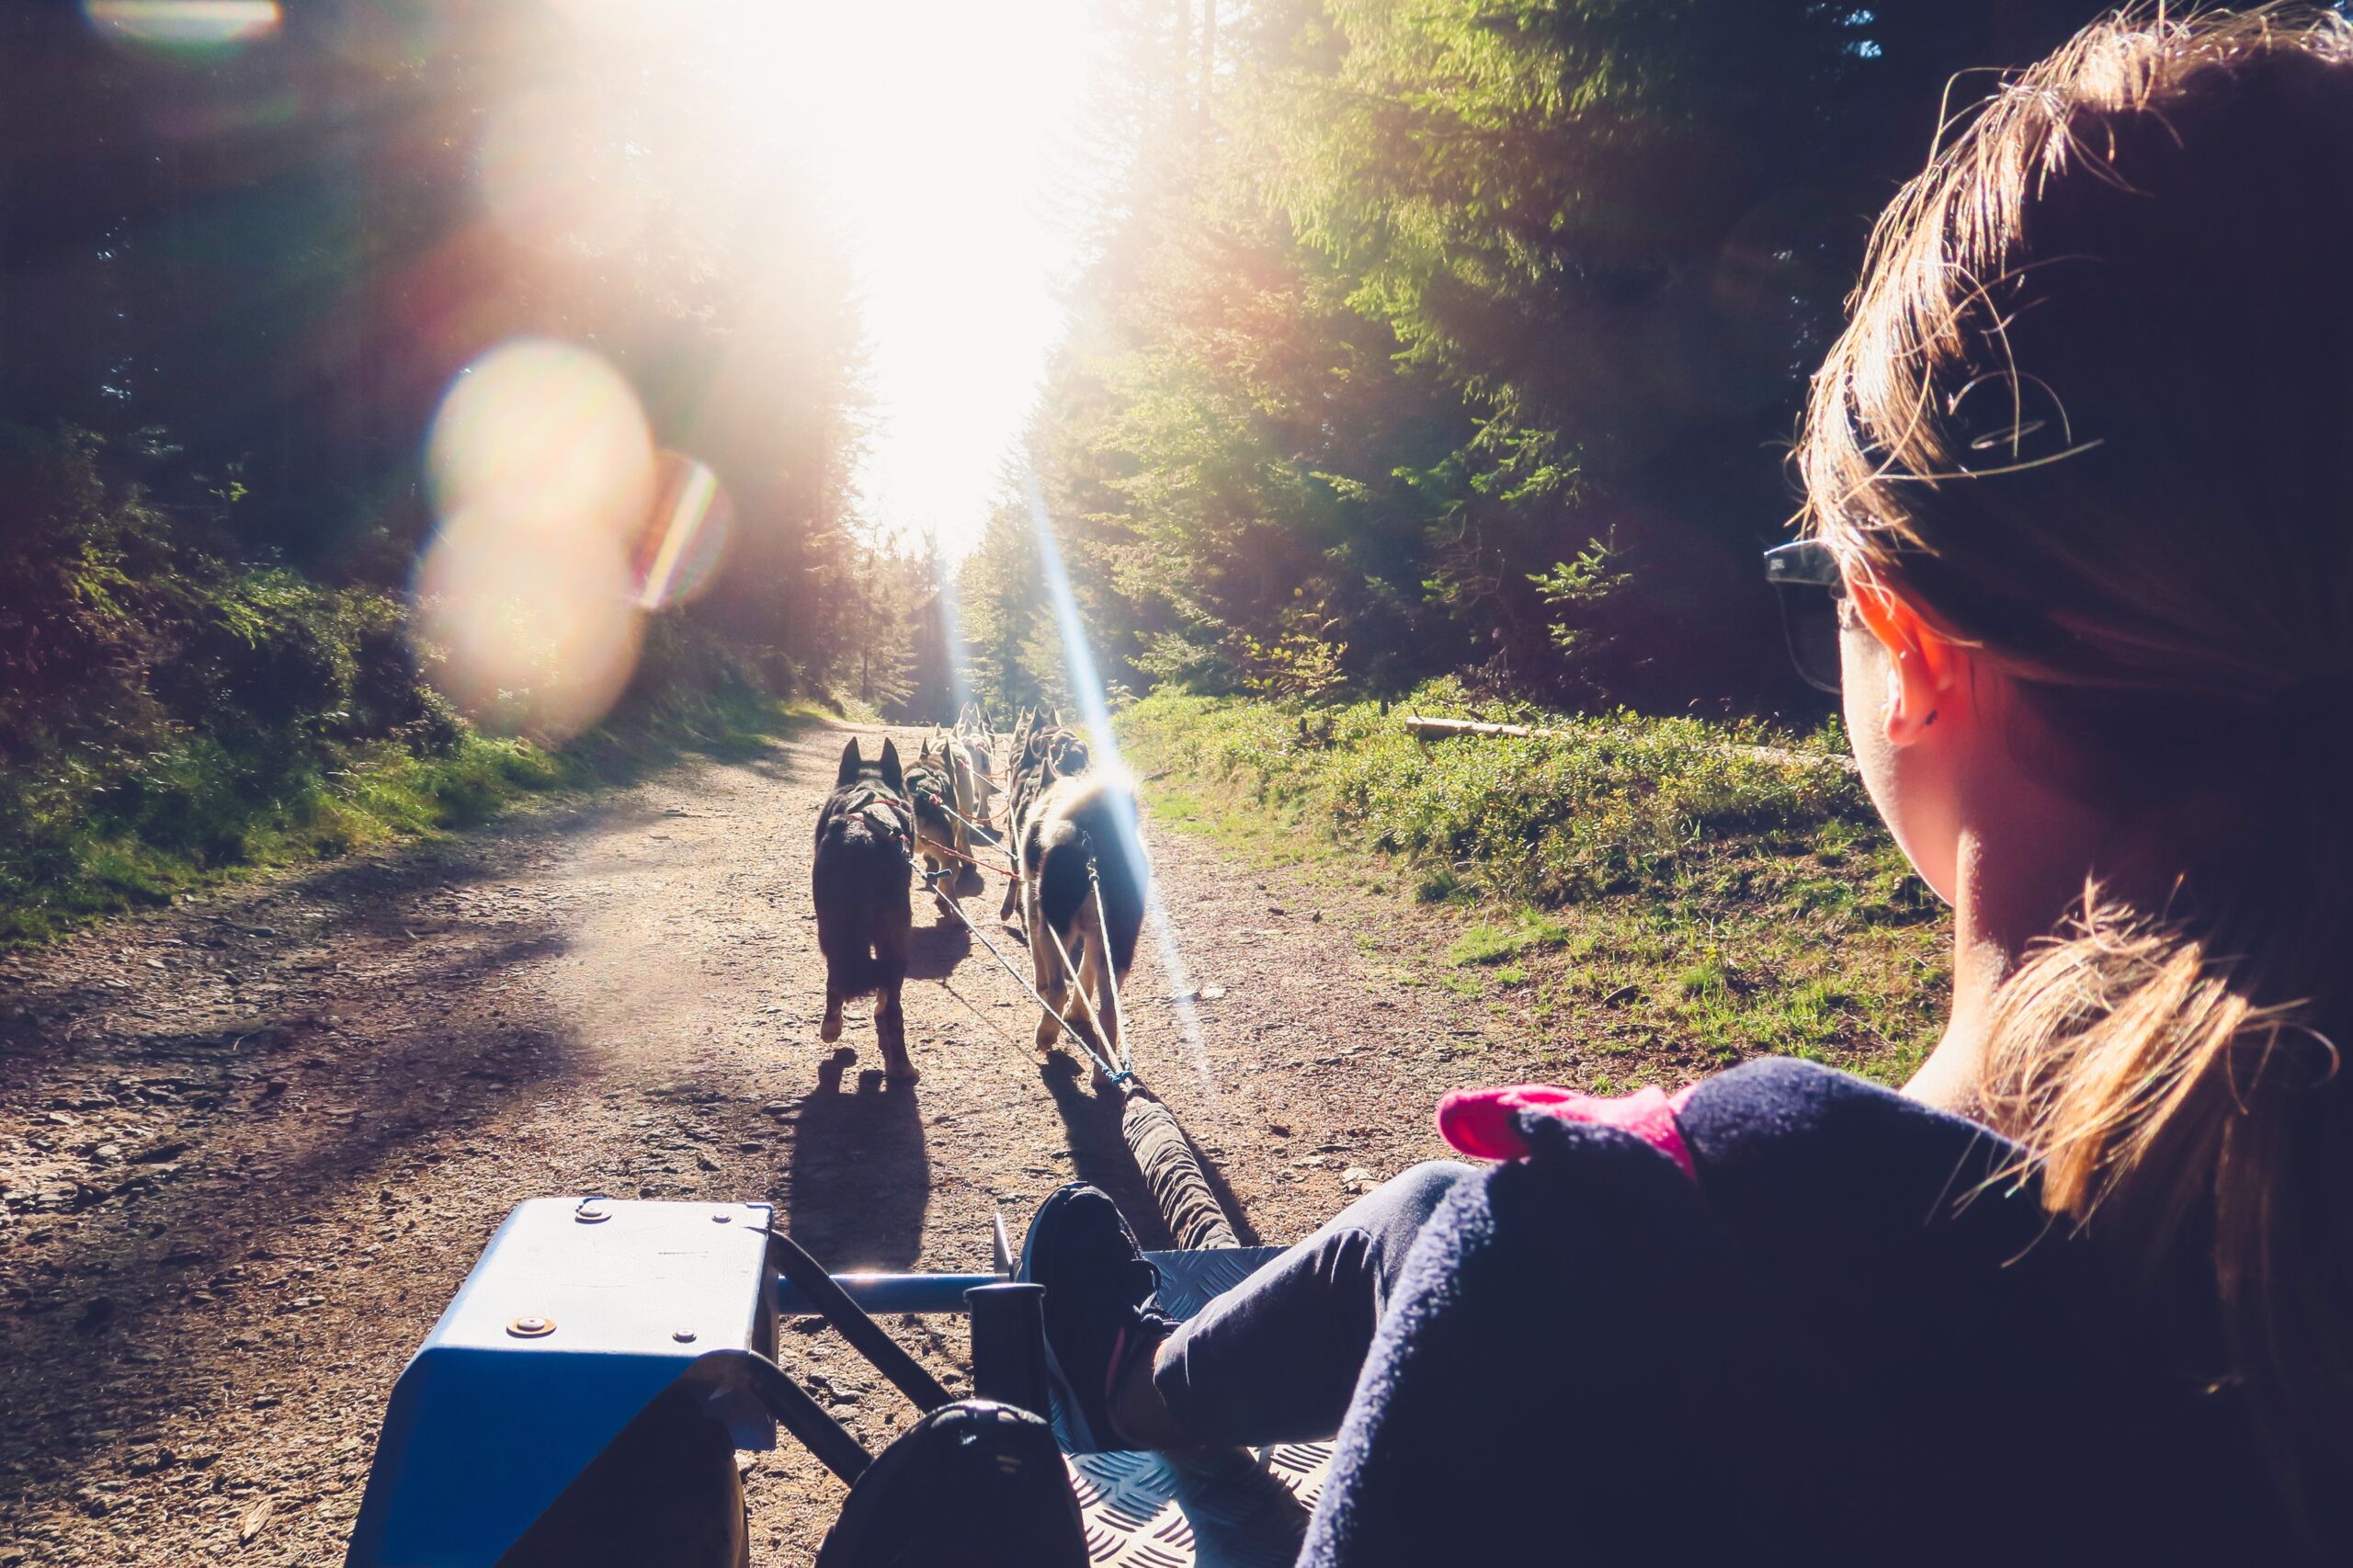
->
xmin=766 ymin=1248 xmax=1286 ymax=1319
xmin=345 ymin=1198 xmax=775 ymax=1568
xmin=772 ymin=1271 xmax=1005 ymax=1316
xmin=345 ymin=1198 xmax=1295 ymax=1568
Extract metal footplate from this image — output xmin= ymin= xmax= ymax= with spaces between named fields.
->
xmin=1069 ymin=1443 xmax=1332 ymax=1568
xmin=771 ymin=1245 xmax=1335 ymax=1564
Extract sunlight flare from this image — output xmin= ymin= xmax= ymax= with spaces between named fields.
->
xmin=426 ymin=338 xmax=655 ymax=542
xmin=633 ymin=454 xmax=735 ymax=611
xmin=85 ymin=0 xmax=279 ymax=55
xmin=1024 ymin=467 xmax=1219 ymax=1109
xmin=477 ymin=88 xmax=654 ymax=269
xmin=415 ymin=339 xmax=658 ymax=741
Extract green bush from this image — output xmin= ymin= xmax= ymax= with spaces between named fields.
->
xmin=1119 ymin=684 xmax=1949 ymax=1082
xmin=0 ymin=427 xmax=813 ymax=946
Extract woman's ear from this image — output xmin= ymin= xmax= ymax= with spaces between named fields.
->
xmin=1847 ymin=575 xmax=1965 ymax=747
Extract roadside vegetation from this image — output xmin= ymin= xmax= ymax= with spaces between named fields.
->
xmin=0 ymin=676 xmax=822 ymax=949
xmin=0 ymin=430 xmax=826 ymax=947
xmin=2 ymin=16 xmax=914 ymax=947
xmin=1120 ymin=684 xmax=1950 ymax=1088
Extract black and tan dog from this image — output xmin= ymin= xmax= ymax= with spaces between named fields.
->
xmin=812 ymin=738 xmax=917 ymax=1083
xmin=907 ymin=739 xmax=984 ymax=916
xmin=996 ymin=715 xmax=1092 ymax=924
xmin=1019 ymin=770 xmax=1147 ymax=1065
xmin=949 ymin=706 xmax=998 ymax=832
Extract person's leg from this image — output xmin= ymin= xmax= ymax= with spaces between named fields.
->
xmin=1019 ymin=1165 xmax=1477 ymax=1452
xmin=1127 ymin=1161 xmax=1476 ymax=1448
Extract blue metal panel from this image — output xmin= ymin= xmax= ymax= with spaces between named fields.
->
xmin=346 ymin=1199 xmax=1296 ymax=1568
xmin=346 ymin=1199 xmax=774 ymax=1568
xmin=766 ymin=1249 xmax=1286 ymax=1319
xmin=772 ymin=1271 xmax=1005 ymax=1316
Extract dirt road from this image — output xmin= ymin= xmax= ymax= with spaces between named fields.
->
xmin=0 ymin=722 xmax=1540 ymax=1566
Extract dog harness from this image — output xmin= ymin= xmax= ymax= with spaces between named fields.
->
xmin=835 ymin=778 xmax=913 ymax=846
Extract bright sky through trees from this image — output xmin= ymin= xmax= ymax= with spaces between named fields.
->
xmin=788 ymin=2 xmax=1108 ymax=556
xmin=537 ymin=0 xmax=1108 ymax=557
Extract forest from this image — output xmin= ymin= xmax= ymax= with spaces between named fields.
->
xmin=0 ymin=4 xmax=881 ymax=934
xmin=0 ymin=1 xmax=2118 ymax=936
xmin=962 ymin=0 xmax=2115 ymax=718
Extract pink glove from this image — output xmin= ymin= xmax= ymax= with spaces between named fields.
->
xmin=1436 ymin=1082 xmax=1697 ymax=1178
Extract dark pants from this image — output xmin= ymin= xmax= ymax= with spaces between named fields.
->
xmin=1152 ymin=1160 xmax=1476 ymax=1448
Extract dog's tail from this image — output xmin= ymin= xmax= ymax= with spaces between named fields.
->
xmin=1062 ymin=783 xmax=1146 ymax=981
xmin=1032 ymin=816 xmax=1092 ymax=939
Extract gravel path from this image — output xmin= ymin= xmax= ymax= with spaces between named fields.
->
xmin=0 ymin=723 xmax=1544 ymax=1566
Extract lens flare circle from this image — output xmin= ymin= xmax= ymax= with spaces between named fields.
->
xmin=416 ymin=338 xmax=657 ymax=742
xmin=632 ymin=453 xmax=734 ymax=610
xmin=415 ymin=513 xmax=643 ymax=744
xmin=426 ymin=337 xmax=655 ymax=541
xmin=85 ymin=1 xmax=279 ymax=54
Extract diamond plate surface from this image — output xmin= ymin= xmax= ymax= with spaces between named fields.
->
xmin=1063 ymin=1247 xmax=1332 ymax=1567
xmin=1067 ymin=1443 xmax=1331 ymax=1568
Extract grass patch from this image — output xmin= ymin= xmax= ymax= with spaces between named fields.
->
xmin=0 ymin=679 xmax=826 ymax=947
xmin=1120 ymin=680 xmax=1950 ymax=1086
xmin=1448 ymin=911 xmax=1571 ymax=967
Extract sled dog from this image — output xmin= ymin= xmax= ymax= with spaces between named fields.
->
xmin=907 ymin=739 xmax=983 ymax=913
xmin=997 ymin=719 xmax=1092 ymax=923
xmin=1018 ymin=771 xmax=1146 ymax=1065
xmin=812 ymin=738 xmax=917 ymax=1082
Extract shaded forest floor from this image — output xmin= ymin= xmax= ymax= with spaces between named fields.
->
xmin=0 ymin=720 xmax=1619 ymax=1567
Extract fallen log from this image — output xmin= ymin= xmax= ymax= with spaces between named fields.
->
xmin=1402 ymin=715 xmax=1552 ymax=740
xmin=1401 ymin=713 xmax=1859 ymax=773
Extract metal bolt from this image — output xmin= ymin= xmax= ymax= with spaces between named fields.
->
xmin=574 ymin=1201 xmax=610 ymax=1224
xmin=673 ymin=1329 xmax=698 ymax=1344
xmin=507 ymin=1316 xmax=556 ymax=1339
xmin=710 ymin=1211 xmax=732 ymax=1223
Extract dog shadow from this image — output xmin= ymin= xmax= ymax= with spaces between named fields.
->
xmin=906 ymin=916 xmax=972 ymax=981
xmin=783 ymin=1050 xmax=929 ymax=1271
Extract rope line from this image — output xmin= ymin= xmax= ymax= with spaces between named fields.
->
xmin=1039 ymin=914 xmax=1113 ymax=1075
xmin=911 ymin=835 xmax=1015 ymax=881
xmin=934 ymin=974 xmax=1030 ymax=1054
xmin=935 ymin=799 xmax=1014 ymax=866
xmin=1086 ymin=859 xmax=1132 ymax=1080
xmin=906 ymin=853 xmax=1133 ymax=1088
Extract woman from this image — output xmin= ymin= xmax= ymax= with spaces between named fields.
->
xmin=1022 ymin=9 xmax=2353 ymax=1562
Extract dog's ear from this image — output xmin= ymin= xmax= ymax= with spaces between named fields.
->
xmin=836 ymin=738 xmax=862 ymax=786
xmin=878 ymin=738 xmax=904 ymax=791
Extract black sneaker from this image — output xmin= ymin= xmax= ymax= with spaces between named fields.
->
xmin=1016 ymin=1184 xmax=1177 ymax=1452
